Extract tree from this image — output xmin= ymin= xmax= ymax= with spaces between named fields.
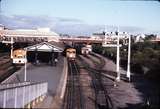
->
xmin=144 ymin=34 xmax=156 ymax=41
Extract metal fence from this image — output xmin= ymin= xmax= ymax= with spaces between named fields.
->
xmin=0 ymin=81 xmax=48 ymax=108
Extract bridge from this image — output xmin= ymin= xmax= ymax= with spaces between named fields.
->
xmin=59 ymin=37 xmax=114 ymax=43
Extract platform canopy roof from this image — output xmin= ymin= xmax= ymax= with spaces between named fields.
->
xmin=24 ymin=42 xmax=63 ymax=52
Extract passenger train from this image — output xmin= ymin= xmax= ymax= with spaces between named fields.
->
xmin=81 ymin=47 xmax=89 ymax=55
xmin=12 ymin=49 xmax=27 ymax=64
xmin=66 ymin=48 xmax=76 ymax=61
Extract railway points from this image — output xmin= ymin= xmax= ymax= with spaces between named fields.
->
xmin=79 ymin=54 xmax=146 ymax=109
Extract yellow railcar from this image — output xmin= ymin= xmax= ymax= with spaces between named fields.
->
xmin=66 ymin=48 xmax=76 ymax=61
xmin=81 ymin=47 xmax=89 ymax=55
xmin=12 ymin=49 xmax=27 ymax=64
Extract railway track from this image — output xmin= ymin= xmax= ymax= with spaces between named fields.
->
xmin=88 ymin=55 xmax=113 ymax=109
xmin=0 ymin=52 xmax=20 ymax=82
xmin=79 ymin=54 xmax=114 ymax=109
xmin=88 ymin=67 xmax=113 ymax=109
xmin=63 ymin=61 xmax=84 ymax=109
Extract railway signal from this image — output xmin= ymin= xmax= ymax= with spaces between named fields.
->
xmin=102 ymin=27 xmax=132 ymax=82
xmin=2 ymin=37 xmax=14 ymax=59
xmin=116 ymin=30 xmax=120 ymax=82
xmin=102 ymin=28 xmax=121 ymax=82
xmin=127 ymin=34 xmax=131 ymax=81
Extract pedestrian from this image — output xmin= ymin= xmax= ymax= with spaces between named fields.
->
xmin=55 ymin=58 xmax=58 ymax=66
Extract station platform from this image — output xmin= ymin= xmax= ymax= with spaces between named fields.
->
xmin=2 ymin=55 xmax=68 ymax=108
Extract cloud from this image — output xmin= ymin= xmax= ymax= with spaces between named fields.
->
xmin=0 ymin=14 xmax=154 ymax=36
xmin=0 ymin=14 xmax=57 ymax=29
xmin=0 ymin=14 xmax=83 ymax=28
xmin=56 ymin=17 xmax=84 ymax=24
xmin=54 ymin=24 xmax=104 ymax=36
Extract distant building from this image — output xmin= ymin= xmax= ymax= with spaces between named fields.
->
xmin=0 ymin=27 xmax=60 ymax=42
xmin=150 ymin=35 xmax=160 ymax=43
xmin=91 ymin=32 xmax=105 ymax=39
xmin=157 ymin=35 xmax=160 ymax=38
xmin=0 ymin=24 xmax=5 ymax=30
xmin=59 ymin=34 xmax=70 ymax=38
xmin=135 ymin=34 xmax=145 ymax=43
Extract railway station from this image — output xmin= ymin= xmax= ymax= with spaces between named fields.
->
xmin=0 ymin=1 xmax=160 ymax=107
xmin=0 ymin=24 xmax=159 ymax=109
xmin=1 ymin=26 xmax=158 ymax=109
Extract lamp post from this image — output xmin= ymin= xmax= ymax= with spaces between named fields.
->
xmin=127 ymin=34 xmax=131 ymax=81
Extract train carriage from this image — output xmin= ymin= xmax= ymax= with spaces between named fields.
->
xmin=12 ymin=49 xmax=27 ymax=64
xmin=81 ymin=47 xmax=89 ymax=55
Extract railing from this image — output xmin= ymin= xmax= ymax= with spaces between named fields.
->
xmin=0 ymin=82 xmax=48 ymax=108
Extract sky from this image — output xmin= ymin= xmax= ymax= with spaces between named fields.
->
xmin=0 ymin=0 xmax=160 ymax=35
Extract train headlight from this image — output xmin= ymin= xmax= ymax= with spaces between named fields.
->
xmin=70 ymin=54 xmax=73 ymax=57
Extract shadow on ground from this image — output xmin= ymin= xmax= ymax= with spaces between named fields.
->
xmin=125 ymin=75 xmax=160 ymax=109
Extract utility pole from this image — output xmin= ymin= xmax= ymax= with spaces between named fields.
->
xmin=127 ymin=34 xmax=131 ymax=81
xmin=116 ymin=29 xmax=120 ymax=82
